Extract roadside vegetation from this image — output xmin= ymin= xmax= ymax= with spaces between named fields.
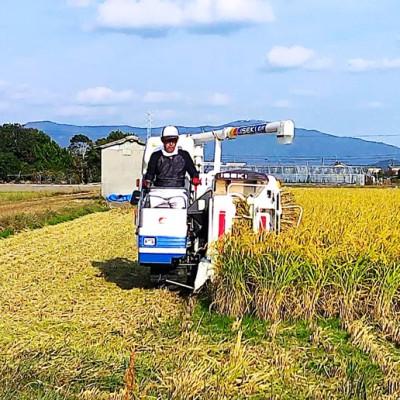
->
xmin=0 ymin=191 xmax=108 ymax=238
xmin=0 ymin=191 xmax=56 ymax=202
xmin=1 ymin=189 xmax=399 ymax=399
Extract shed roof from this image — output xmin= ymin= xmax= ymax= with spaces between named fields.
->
xmin=99 ymin=135 xmax=145 ymax=149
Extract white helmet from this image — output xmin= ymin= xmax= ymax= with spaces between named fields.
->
xmin=161 ymin=125 xmax=179 ymax=139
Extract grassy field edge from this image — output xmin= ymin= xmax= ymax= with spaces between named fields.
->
xmin=0 ymin=202 xmax=109 ymax=239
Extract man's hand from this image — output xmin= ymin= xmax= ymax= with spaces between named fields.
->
xmin=142 ymin=179 xmax=151 ymax=189
xmin=192 ymin=177 xmax=201 ymax=187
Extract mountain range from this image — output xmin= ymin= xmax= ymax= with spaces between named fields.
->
xmin=24 ymin=120 xmax=400 ymax=166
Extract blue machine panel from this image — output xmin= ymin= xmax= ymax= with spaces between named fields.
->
xmin=139 ymin=253 xmax=185 ymax=264
xmin=138 ymin=236 xmax=187 ymax=248
xmin=138 ymin=235 xmax=187 ymax=265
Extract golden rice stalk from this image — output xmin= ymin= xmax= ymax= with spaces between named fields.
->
xmin=123 ymin=349 xmax=136 ymax=400
xmin=232 ymin=197 xmax=252 ymax=235
xmin=280 ymin=189 xmax=301 ymax=232
xmin=345 ymin=319 xmax=400 ymax=395
xmin=253 ymin=287 xmax=284 ymax=322
xmin=376 ymin=315 xmax=400 ymax=346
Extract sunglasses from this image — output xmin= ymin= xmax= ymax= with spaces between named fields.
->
xmin=162 ymin=137 xmax=178 ymax=144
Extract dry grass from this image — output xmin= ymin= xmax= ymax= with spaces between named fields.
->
xmin=0 ymin=191 xmax=100 ymax=217
xmin=0 ymin=210 xmax=181 ymax=399
xmin=0 ymin=191 xmax=56 ymax=203
xmin=0 ymin=192 xmax=107 ymax=237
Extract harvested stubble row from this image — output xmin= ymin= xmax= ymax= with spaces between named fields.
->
xmin=0 ymin=210 xmax=180 ymax=399
xmin=0 ymin=200 xmax=395 ymax=399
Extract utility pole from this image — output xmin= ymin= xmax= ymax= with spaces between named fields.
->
xmin=146 ymin=112 xmax=153 ymax=140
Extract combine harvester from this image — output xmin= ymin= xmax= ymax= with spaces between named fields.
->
xmin=132 ymin=120 xmax=301 ymax=291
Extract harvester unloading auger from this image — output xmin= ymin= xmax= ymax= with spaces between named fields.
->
xmin=132 ymin=120 xmax=302 ymax=291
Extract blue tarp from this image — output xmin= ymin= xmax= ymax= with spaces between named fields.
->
xmin=106 ymin=193 xmax=132 ymax=203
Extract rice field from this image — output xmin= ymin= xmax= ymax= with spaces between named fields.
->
xmin=214 ymin=188 xmax=400 ymax=322
xmin=0 ymin=191 xmax=107 ymax=238
xmin=1 ymin=188 xmax=400 ymax=399
xmin=0 ymin=191 xmax=56 ymax=203
xmin=213 ymin=187 xmax=400 ymax=397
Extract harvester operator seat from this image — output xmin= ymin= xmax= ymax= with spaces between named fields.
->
xmin=146 ymin=187 xmax=188 ymax=209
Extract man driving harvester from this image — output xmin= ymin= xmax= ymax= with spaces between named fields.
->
xmin=136 ymin=119 xmax=296 ymax=289
xmin=142 ymin=125 xmax=200 ymax=209
xmin=143 ymin=125 xmax=200 ymax=188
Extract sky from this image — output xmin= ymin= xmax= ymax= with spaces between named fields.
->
xmin=1 ymin=0 xmax=400 ymax=146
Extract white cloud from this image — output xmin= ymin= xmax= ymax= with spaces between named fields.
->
xmin=267 ymin=46 xmax=314 ymax=68
xmin=363 ymin=101 xmax=384 ymax=109
xmin=348 ymin=58 xmax=400 ymax=72
xmin=67 ymin=0 xmax=93 ymax=7
xmin=57 ymin=104 xmax=117 ymax=118
xmin=208 ymin=92 xmax=231 ymax=106
xmin=290 ymin=88 xmax=318 ymax=97
xmin=211 ymin=0 xmax=274 ymax=23
xmin=0 ymin=81 xmax=57 ymax=106
xmin=143 ymin=91 xmax=182 ymax=103
xmin=150 ymin=108 xmax=178 ymax=120
xmin=266 ymin=45 xmax=331 ymax=70
xmin=306 ymin=57 xmax=333 ymax=71
xmin=143 ymin=90 xmax=231 ymax=107
xmin=9 ymin=85 xmax=35 ymax=101
xmin=272 ymin=99 xmax=291 ymax=108
xmin=76 ymin=86 xmax=134 ymax=105
xmin=95 ymin=0 xmax=274 ymax=31
xmin=57 ymin=105 xmax=92 ymax=117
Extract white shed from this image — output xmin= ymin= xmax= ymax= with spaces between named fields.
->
xmin=389 ymin=165 xmax=400 ymax=175
xmin=100 ymin=135 xmax=145 ymax=198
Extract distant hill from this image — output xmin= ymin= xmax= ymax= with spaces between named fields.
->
xmin=24 ymin=120 xmax=400 ymax=166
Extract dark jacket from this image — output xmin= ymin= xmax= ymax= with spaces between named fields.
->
xmin=144 ymin=149 xmax=199 ymax=187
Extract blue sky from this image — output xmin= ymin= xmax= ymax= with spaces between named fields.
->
xmin=1 ymin=0 xmax=400 ymax=146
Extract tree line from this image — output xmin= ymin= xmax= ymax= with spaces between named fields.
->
xmin=0 ymin=124 xmax=131 ymax=184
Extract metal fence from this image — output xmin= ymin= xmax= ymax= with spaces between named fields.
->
xmin=206 ymin=164 xmax=367 ymax=185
